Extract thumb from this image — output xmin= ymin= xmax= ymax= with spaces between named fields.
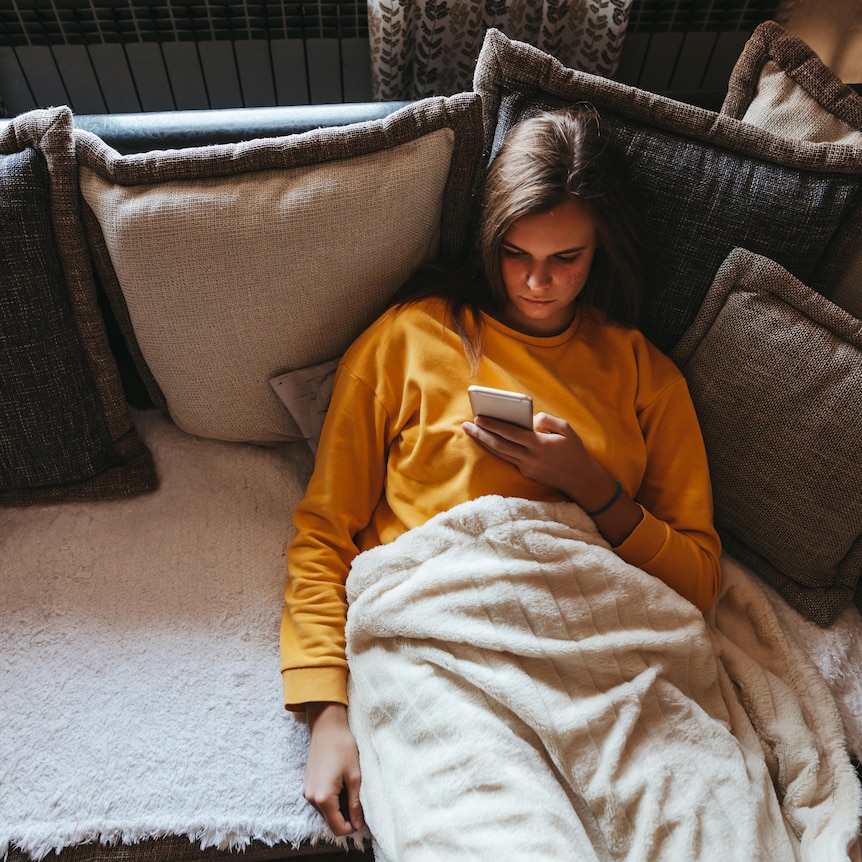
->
xmin=533 ymin=411 xmax=571 ymax=436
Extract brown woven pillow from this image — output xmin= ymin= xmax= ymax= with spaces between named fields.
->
xmin=472 ymin=29 xmax=862 ymax=354
xmin=77 ymin=95 xmax=483 ymax=445
xmin=720 ymin=20 xmax=862 ymax=321
xmin=670 ymin=248 xmax=862 ymax=626
xmin=0 ymin=108 xmax=156 ymax=506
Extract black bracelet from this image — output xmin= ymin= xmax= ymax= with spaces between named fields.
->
xmin=586 ymin=480 xmax=623 ymax=517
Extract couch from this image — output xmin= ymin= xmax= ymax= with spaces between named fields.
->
xmin=2 ymin=20 xmax=861 ymax=862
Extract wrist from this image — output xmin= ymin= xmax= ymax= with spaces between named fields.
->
xmin=566 ymin=462 xmax=619 ymax=514
xmin=586 ymin=480 xmax=623 ymax=517
xmin=306 ymin=701 xmax=348 ymax=731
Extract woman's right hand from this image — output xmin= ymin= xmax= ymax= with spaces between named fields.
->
xmin=303 ymin=702 xmax=364 ymax=836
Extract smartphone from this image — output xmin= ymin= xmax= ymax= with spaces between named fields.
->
xmin=468 ymin=385 xmax=534 ymax=429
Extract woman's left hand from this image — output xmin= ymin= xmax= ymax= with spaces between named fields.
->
xmin=462 ymin=412 xmax=594 ymax=500
xmin=462 ymin=411 xmax=644 ymax=547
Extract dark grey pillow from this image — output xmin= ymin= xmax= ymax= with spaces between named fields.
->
xmin=670 ymin=247 xmax=862 ymax=626
xmin=0 ymin=108 xmax=156 ymax=505
xmin=472 ymin=29 xmax=862 ymax=354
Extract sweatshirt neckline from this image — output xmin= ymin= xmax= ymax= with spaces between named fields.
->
xmin=482 ymin=304 xmax=583 ymax=346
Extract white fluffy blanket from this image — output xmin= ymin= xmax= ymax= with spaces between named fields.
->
xmin=345 ymin=496 xmax=861 ymax=862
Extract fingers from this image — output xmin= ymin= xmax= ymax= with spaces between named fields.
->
xmin=303 ymin=778 xmax=363 ymax=836
xmin=345 ymin=773 xmax=365 ymax=831
xmin=318 ymin=801 xmax=351 ymax=836
xmin=464 ymin=411 xmax=590 ymax=494
xmin=463 ymin=412 xmax=574 ymax=455
xmin=462 ymin=418 xmax=527 ymax=463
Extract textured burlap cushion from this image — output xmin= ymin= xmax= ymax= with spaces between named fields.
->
xmin=720 ymin=20 xmax=862 ymax=321
xmin=670 ymin=247 xmax=862 ymax=626
xmin=77 ymin=95 xmax=483 ymax=445
xmin=472 ymin=29 xmax=862 ymax=353
xmin=0 ymin=108 xmax=156 ymax=506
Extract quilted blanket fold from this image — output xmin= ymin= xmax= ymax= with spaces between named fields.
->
xmin=345 ymin=495 xmax=861 ymax=862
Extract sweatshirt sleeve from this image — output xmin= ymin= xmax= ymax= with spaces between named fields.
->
xmin=280 ymin=363 xmax=390 ymax=711
xmin=613 ymin=374 xmax=722 ymax=613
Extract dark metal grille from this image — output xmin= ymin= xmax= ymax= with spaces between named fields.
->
xmin=626 ymin=0 xmax=785 ymax=33
xmin=0 ymin=1 xmax=788 ymax=47
xmin=0 ymin=1 xmax=369 ymax=46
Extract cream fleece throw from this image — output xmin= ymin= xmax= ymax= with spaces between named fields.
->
xmin=0 ymin=410 xmax=364 ymax=860
xmin=345 ymin=495 xmax=862 ymax=862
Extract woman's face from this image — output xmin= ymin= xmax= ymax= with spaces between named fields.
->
xmin=498 ymin=198 xmax=598 ymax=337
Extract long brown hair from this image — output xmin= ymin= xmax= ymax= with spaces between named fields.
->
xmin=394 ymin=105 xmax=648 ymax=369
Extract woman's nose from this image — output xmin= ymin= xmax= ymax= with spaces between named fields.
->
xmin=527 ymin=262 xmax=551 ymax=289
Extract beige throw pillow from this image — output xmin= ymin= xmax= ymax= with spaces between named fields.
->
xmin=77 ymin=95 xmax=483 ymax=445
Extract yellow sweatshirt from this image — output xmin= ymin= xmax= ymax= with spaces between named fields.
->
xmin=281 ymin=298 xmax=721 ymax=709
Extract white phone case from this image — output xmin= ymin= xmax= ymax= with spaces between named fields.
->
xmin=468 ymin=385 xmax=534 ymax=429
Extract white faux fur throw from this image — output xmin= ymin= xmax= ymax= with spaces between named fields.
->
xmin=0 ymin=410 xmax=363 ymax=860
xmin=755 ymin=567 xmax=862 ymax=761
xmin=345 ymin=495 xmax=862 ymax=862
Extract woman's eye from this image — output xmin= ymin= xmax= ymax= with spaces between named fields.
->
xmin=555 ymin=254 xmax=579 ymax=264
xmin=502 ymin=247 xmax=524 ymax=258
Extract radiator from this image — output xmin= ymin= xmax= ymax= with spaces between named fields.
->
xmin=0 ymin=1 xmax=784 ymax=118
xmin=616 ymin=0 xmax=787 ymax=95
xmin=0 ymin=1 xmax=373 ymax=116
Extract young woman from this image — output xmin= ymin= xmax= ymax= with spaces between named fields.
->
xmin=280 ymin=106 xmax=721 ymax=837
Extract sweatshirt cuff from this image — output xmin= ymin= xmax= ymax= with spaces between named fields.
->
xmin=612 ymin=505 xmax=669 ymax=569
xmin=282 ymin=666 xmax=348 ymax=713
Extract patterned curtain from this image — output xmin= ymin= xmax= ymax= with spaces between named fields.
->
xmin=367 ymin=0 xmax=633 ymax=101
